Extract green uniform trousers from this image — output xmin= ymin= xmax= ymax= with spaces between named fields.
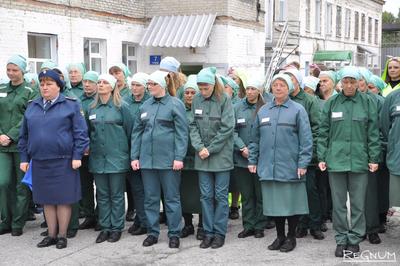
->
xmin=365 ymin=172 xmax=380 ymax=234
xmin=329 ymin=172 xmax=368 ymax=245
xmin=389 ymin=174 xmax=400 ymax=207
xmin=68 ymin=203 xmax=80 ymax=231
xmin=0 ymin=152 xmax=29 ymax=230
xmin=234 ymin=167 xmax=266 ymax=231
xmin=79 ymin=157 xmax=95 ymax=218
xmin=94 ymin=173 xmax=126 ymax=232
xmin=298 ymin=166 xmax=322 ymax=230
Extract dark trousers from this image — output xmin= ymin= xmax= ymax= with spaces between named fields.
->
xmin=299 ymin=166 xmax=322 ymax=230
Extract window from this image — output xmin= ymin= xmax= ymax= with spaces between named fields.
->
xmin=368 ymin=17 xmax=373 ymax=43
xmin=354 ymin=11 xmax=359 ymax=40
xmin=305 ymin=0 xmax=311 ymax=31
xmin=315 ymin=0 xmax=321 ymax=33
xmin=122 ymin=43 xmax=137 ymax=75
xmin=325 ymin=3 xmax=333 ymax=36
xmin=336 ymin=6 xmax=342 ymax=37
xmin=27 ymin=33 xmax=58 ymax=73
xmin=374 ymin=19 xmax=379 ymax=44
xmin=361 ymin=13 xmax=366 ymax=41
xmin=84 ymin=38 xmax=106 ymax=73
xmin=345 ymin=9 xmax=351 ymax=38
xmin=278 ymin=0 xmax=287 ymax=21
xmin=265 ymin=0 xmax=274 ymax=41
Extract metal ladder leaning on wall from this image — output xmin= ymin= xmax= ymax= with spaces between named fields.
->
xmin=263 ymin=21 xmax=289 ymax=92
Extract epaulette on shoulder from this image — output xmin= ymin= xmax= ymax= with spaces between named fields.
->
xmin=65 ymin=96 xmax=77 ymax=101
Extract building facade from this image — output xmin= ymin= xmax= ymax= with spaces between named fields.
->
xmin=265 ymin=0 xmax=385 ymax=74
xmin=0 ymin=0 xmax=266 ymax=78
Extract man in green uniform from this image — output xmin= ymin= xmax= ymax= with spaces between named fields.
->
xmin=318 ymin=66 xmax=381 ymax=258
xmin=0 ymin=55 xmax=38 ymax=236
xmin=283 ymin=68 xmax=324 ymax=240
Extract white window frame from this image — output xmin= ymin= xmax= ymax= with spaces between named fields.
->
xmin=265 ymin=0 xmax=274 ymax=42
xmin=354 ymin=11 xmax=359 ymax=41
xmin=368 ymin=17 xmax=373 ymax=43
xmin=315 ymin=0 xmax=322 ymax=33
xmin=122 ymin=42 xmax=138 ymax=75
xmin=336 ymin=6 xmax=342 ymax=37
xmin=345 ymin=8 xmax=351 ymax=38
xmin=305 ymin=0 xmax=311 ymax=32
xmin=84 ymin=38 xmax=107 ymax=73
xmin=325 ymin=3 xmax=333 ymax=36
xmin=278 ymin=0 xmax=287 ymax=21
xmin=27 ymin=32 xmax=58 ymax=73
xmin=361 ymin=13 xmax=366 ymax=42
xmin=374 ymin=19 xmax=379 ymax=45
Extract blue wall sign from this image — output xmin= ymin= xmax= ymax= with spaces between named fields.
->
xmin=150 ymin=55 xmax=161 ymax=65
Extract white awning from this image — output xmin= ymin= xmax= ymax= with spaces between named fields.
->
xmin=140 ymin=14 xmax=217 ymax=48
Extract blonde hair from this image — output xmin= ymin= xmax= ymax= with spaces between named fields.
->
xmin=165 ymin=73 xmax=179 ymax=97
xmin=213 ymin=77 xmax=225 ymax=101
xmin=91 ymin=85 xmax=122 ymax=109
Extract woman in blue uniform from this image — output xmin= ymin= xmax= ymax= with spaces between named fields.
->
xmin=19 ymin=69 xmax=89 ymax=249
xmin=131 ymin=70 xmax=188 ymax=249
xmin=249 ymin=74 xmax=312 ymax=253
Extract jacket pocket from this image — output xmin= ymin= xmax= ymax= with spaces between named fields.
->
xmin=157 ymin=118 xmax=174 ymax=128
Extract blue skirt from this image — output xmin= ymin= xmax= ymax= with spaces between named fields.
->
xmin=32 ymin=159 xmax=81 ymax=205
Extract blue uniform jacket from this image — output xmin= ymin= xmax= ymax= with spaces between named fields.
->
xmin=131 ymin=94 xmax=188 ymax=169
xmin=248 ymin=97 xmax=312 ymax=182
xmin=18 ymin=94 xmax=89 ymax=162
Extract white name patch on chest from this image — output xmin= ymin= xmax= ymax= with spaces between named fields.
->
xmin=261 ymin=117 xmax=270 ymax=123
xmin=89 ymin=114 xmax=96 ymax=120
xmin=0 ymin=92 xmax=7 ymax=97
xmin=140 ymin=112 xmax=147 ymax=119
xmin=396 ymin=106 xmax=400 ymax=112
xmin=195 ymin=109 xmax=203 ymax=115
xmin=332 ymin=112 xmax=343 ymax=118
xmin=237 ymin=118 xmax=245 ymax=123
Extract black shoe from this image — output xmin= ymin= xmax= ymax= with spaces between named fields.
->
xmin=0 ymin=228 xmax=11 ymax=235
xmin=368 ymin=233 xmax=381 ymax=244
xmin=40 ymin=230 xmax=48 ymax=236
xmin=268 ymin=237 xmax=286 ymax=250
xmin=126 ymin=210 xmax=135 ymax=222
xmin=94 ymin=223 xmax=101 ymax=231
xmin=196 ymin=227 xmax=205 ymax=240
xmin=34 ymin=204 xmax=43 ymax=214
xmin=131 ymin=227 xmax=147 ymax=236
xmin=280 ymin=237 xmax=296 ymax=252
xmin=143 ymin=235 xmax=158 ymax=247
xmin=265 ymin=219 xmax=276 ymax=229
xmin=11 ymin=229 xmax=23 ymax=236
xmin=229 ymin=207 xmax=240 ymax=220
xmin=321 ymin=222 xmax=328 ymax=232
xmin=254 ymin=229 xmax=265 ymax=238
xmin=295 ymin=228 xmax=308 ymax=238
xmin=200 ymin=236 xmax=213 ymax=248
xmin=40 ymin=221 xmax=47 ymax=228
xmin=37 ymin=236 xmax=57 ymax=248
xmin=310 ymin=229 xmax=325 ymax=240
xmin=96 ymin=231 xmax=109 ymax=243
xmin=211 ymin=235 xmax=225 ymax=249
xmin=79 ymin=218 xmax=96 ymax=230
xmin=238 ymin=229 xmax=255 ymax=238
xmin=169 ymin=236 xmax=180 ymax=248
xmin=108 ymin=231 xmax=121 ymax=243
xmin=26 ymin=213 xmax=36 ymax=221
xmin=345 ymin=245 xmax=360 ymax=258
xmin=56 ymin=237 xmax=67 ymax=249
xmin=66 ymin=229 xmax=78 ymax=239
xmin=159 ymin=212 xmax=167 ymax=224
xmin=180 ymin=225 xmax=195 ymax=238
xmin=335 ymin=245 xmax=347 ymax=257
xmin=128 ymin=223 xmax=140 ymax=234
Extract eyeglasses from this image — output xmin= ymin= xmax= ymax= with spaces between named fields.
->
xmin=184 ymin=91 xmax=196 ymax=95
xmin=146 ymin=82 xmax=159 ymax=87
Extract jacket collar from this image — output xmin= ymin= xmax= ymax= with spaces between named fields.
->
xmin=339 ymin=90 xmax=359 ymax=103
xmin=270 ymin=96 xmax=290 ymax=109
xmin=34 ymin=93 xmax=66 ymax=109
xmin=150 ymin=94 xmax=169 ymax=105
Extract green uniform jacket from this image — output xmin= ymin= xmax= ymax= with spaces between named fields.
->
xmin=366 ymin=91 xmax=385 ymax=162
xmin=122 ymin=92 xmax=150 ymax=127
xmin=380 ymin=89 xmax=400 ymax=175
xmin=317 ymin=91 xmax=381 ymax=173
xmin=119 ymin=85 xmax=130 ymax=98
xmin=80 ymin=93 xmax=96 ymax=115
xmin=183 ymin=106 xmax=196 ymax=170
xmin=87 ymin=99 xmax=133 ymax=174
xmin=0 ymin=81 xmax=38 ymax=152
xmin=131 ymin=94 xmax=188 ymax=169
xmin=233 ymin=98 xmax=256 ymax=168
xmin=290 ymin=89 xmax=320 ymax=165
xmin=71 ymin=82 xmax=84 ymax=99
xmin=382 ymin=82 xmax=400 ymax=98
xmin=189 ymin=92 xmax=235 ymax=172
xmin=63 ymin=87 xmax=80 ymax=102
